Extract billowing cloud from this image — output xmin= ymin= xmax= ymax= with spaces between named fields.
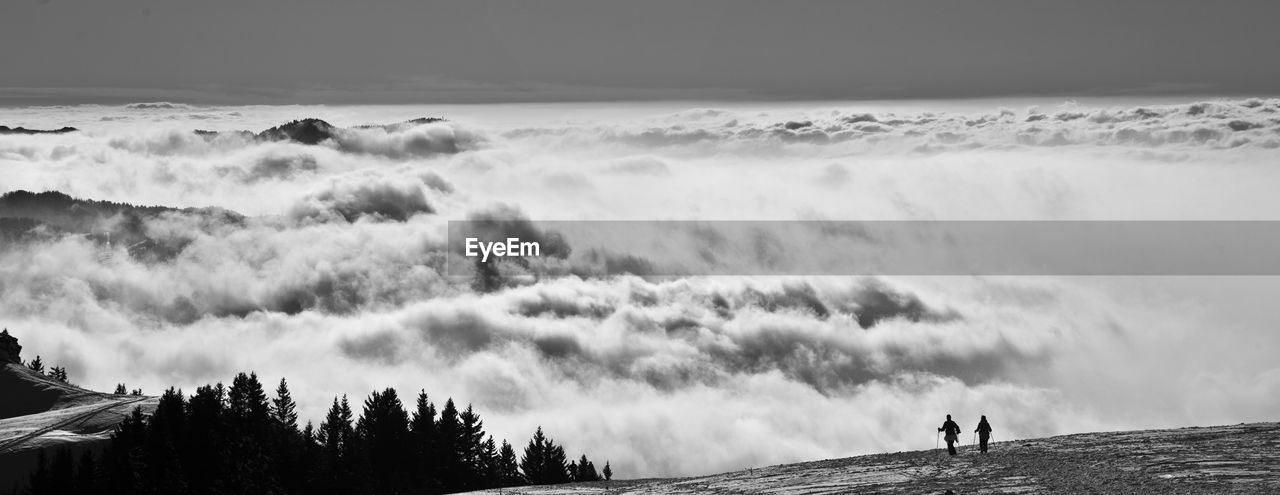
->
xmin=125 ymin=102 xmax=198 ymax=110
xmin=503 ymin=98 xmax=1280 ymax=153
xmin=2 ymin=99 xmax=1279 ymax=479
xmin=290 ymin=178 xmax=435 ymax=223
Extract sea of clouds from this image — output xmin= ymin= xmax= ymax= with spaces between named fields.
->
xmin=2 ymin=99 xmax=1280 ymax=476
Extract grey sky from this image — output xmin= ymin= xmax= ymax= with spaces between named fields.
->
xmin=3 ymin=0 xmax=1280 ymax=104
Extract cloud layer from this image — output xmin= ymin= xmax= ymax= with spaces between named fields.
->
xmin=2 ymin=100 xmax=1280 ymax=477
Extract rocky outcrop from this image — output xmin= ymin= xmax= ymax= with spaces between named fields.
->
xmin=0 ymin=329 xmax=19 ymax=364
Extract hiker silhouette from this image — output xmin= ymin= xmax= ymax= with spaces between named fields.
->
xmin=975 ymin=415 xmax=993 ymax=453
xmin=938 ymin=414 xmax=961 ymax=456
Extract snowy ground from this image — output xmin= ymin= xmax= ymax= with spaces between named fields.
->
xmin=0 ymin=362 xmax=158 ymax=486
xmin=461 ymin=422 xmax=1280 ymax=494
xmin=0 ymin=363 xmax=157 ymax=455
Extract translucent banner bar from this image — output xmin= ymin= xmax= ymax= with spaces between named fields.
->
xmin=446 ymin=221 xmax=1280 ymax=277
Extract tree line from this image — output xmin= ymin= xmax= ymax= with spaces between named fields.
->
xmin=24 ymin=355 xmax=70 ymax=384
xmin=17 ymin=372 xmax=611 ymax=495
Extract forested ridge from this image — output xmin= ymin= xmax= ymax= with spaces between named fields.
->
xmin=14 ymin=372 xmax=610 ymax=495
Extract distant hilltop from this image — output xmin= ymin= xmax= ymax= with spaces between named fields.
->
xmin=200 ymin=116 xmax=447 ymax=145
xmin=0 ymin=190 xmax=244 ymax=262
xmin=0 ymin=125 xmax=77 ymax=135
xmin=0 ymin=116 xmax=446 ymax=143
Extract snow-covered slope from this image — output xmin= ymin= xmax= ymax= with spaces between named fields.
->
xmin=463 ymin=422 xmax=1280 ymax=494
xmin=0 ymin=363 xmax=112 ymax=419
xmin=0 ymin=362 xmax=157 ymax=486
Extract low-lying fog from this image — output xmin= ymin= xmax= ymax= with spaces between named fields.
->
xmin=2 ymin=99 xmax=1279 ymax=476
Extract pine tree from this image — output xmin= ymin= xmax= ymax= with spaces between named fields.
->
xmin=498 ymin=440 xmax=521 ymax=486
xmin=47 ymin=448 xmax=75 ymax=495
xmin=271 ymin=378 xmax=299 ymax=432
xmin=226 ymin=372 xmax=275 ymax=494
xmin=30 ymin=449 xmax=47 ymax=495
xmin=76 ymin=450 xmax=99 ymax=494
xmin=228 ymin=372 xmax=270 ymax=427
xmin=185 ymin=383 xmax=227 ymax=492
xmin=271 ymin=378 xmax=301 ymax=493
xmin=105 ymin=407 xmax=151 ymax=494
xmin=603 ymin=461 xmax=612 ymax=481
xmin=520 ymin=427 xmax=547 ymax=484
xmin=357 ymin=388 xmax=411 ymax=494
xmin=320 ymin=395 xmax=356 ymax=493
xmin=543 ymin=439 xmax=569 ymax=484
xmin=577 ymin=454 xmax=599 ymax=481
xmin=435 ymin=398 xmax=465 ymax=492
xmin=114 ymin=383 xmax=127 ymax=395
xmin=459 ymin=403 xmax=487 ymax=489
xmin=299 ymin=420 xmax=321 ymax=494
xmin=480 ymin=435 xmax=499 ymax=488
xmin=27 ymin=355 xmax=44 ymax=374
xmin=410 ymin=390 xmax=439 ymax=492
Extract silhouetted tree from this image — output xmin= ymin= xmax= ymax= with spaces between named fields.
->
xmin=104 ymin=406 xmax=150 ymax=494
xmin=75 ymin=451 xmax=99 ymax=495
xmin=543 ymin=439 xmax=569 ymax=484
xmin=271 ymin=378 xmax=299 ymax=432
xmin=498 ymin=440 xmax=521 ymax=486
xmin=271 ymin=378 xmax=302 ymax=493
xmin=145 ymin=387 xmax=189 ymax=494
xmin=28 ymin=450 xmax=46 ymax=495
xmin=358 ymin=388 xmax=411 ymax=494
xmin=603 ymin=461 xmax=612 ymax=481
xmin=410 ymin=390 xmax=439 ymax=492
xmin=520 ymin=426 xmax=546 ymax=484
xmin=26 ymin=355 xmax=43 ymax=374
xmin=576 ymin=454 xmax=599 ymax=481
xmin=225 ymin=372 xmax=276 ymax=494
xmin=319 ymin=395 xmax=356 ymax=493
xmin=185 ymin=383 xmax=227 ymax=493
xmin=114 ymin=383 xmax=126 ymax=395
xmin=521 ymin=426 xmax=569 ymax=484
xmin=47 ymin=449 xmax=74 ymax=494
xmin=435 ymin=399 xmax=466 ymax=492
xmin=459 ymin=404 xmax=487 ymax=490
xmin=479 ymin=435 xmax=500 ymax=487
xmin=74 ymin=452 xmax=99 ymax=495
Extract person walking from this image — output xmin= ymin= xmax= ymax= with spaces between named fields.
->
xmin=975 ymin=415 xmax=993 ymax=454
xmin=938 ymin=414 xmax=961 ymax=456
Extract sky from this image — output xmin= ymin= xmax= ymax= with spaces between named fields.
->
xmin=4 ymin=0 xmax=1280 ymax=104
